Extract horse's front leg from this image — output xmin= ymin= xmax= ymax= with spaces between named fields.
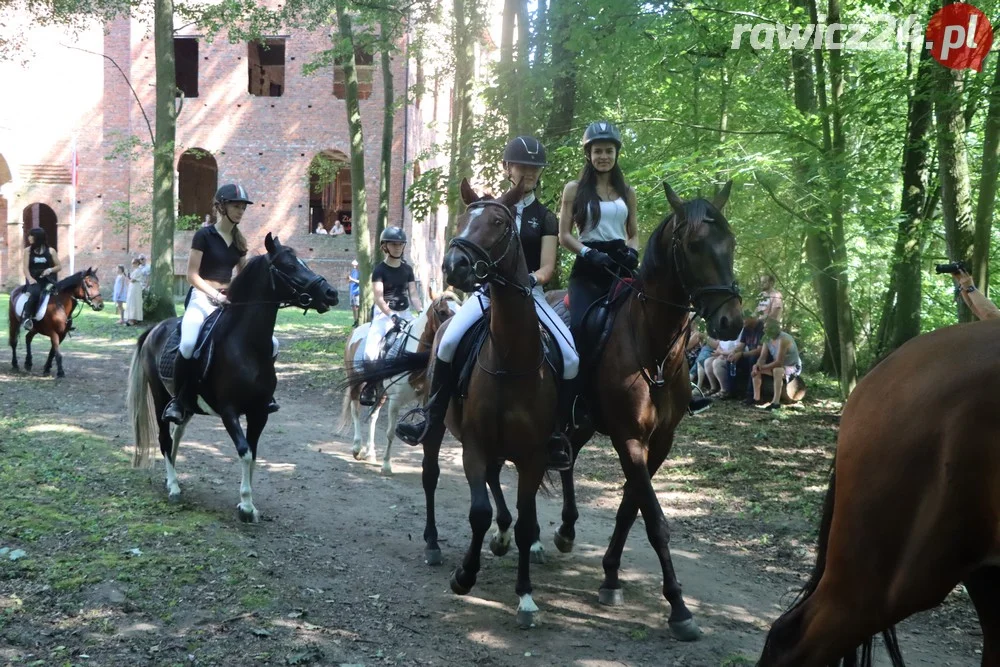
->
xmin=23 ymin=331 xmax=34 ymax=372
xmin=554 ymin=453 xmax=581 ymax=553
xmin=422 ymin=427 xmax=445 ymax=566
xmin=349 ymin=392 xmax=364 ymax=458
xmin=163 ymin=416 xmax=191 ymax=502
xmin=357 ymin=400 xmax=382 ymax=464
xmin=382 ymin=394 xmax=401 ymax=475
xmin=220 ymin=409 xmax=264 ymax=523
xmin=10 ymin=328 xmax=19 ymax=371
xmin=450 ymin=445 xmax=491 ymax=596
xmin=513 ymin=460 xmax=546 ymax=628
xmin=487 ymin=460 xmax=514 ymax=557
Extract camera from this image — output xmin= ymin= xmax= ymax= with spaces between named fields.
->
xmin=935 ymin=261 xmax=968 ymax=275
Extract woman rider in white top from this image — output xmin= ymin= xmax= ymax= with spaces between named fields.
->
xmin=395 ymin=136 xmax=580 ymax=471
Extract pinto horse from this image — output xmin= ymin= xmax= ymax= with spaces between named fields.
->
xmin=757 ymin=320 xmax=1000 ymax=666
xmin=347 ymin=179 xmax=557 ymax=627
xmin=8 ymin=268 xmax=105 ymax=377
xmin=340 ymin=291 xmax=459 ymax=474
xmin=127 ymin=234 xmax=338 ymax=522
xmin=542 ymin=182 xmax=743 ymax=641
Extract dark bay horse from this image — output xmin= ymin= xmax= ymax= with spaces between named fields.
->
xmin=8 ymin=268 xmax=105 ymax=377
xmin=758 ymin=319 xmax=1000 ymax=666
xmin=127 ymin=234 xmax=338 ymax=522
xmin=544 ymin=182 xmax=743 ymax=641
xmin=348 ymin=179 xmax=558 ymax=628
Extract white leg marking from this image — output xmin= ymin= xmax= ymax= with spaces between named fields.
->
xmin=363 ymin=403 xmax=381 ymax=463
xmin=238 ymin=450 xmax=259 ymax=521
xmin=350 ymin=399 xmax=363 ymax=456
xmin=165 ymin=420 xmax=188 ymax=499
xmin=516 ymin=593 xmax=539 ymax=628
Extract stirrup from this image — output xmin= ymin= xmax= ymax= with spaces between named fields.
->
xmin=546 ymin=436 xmax=573 ymax=472
xmin=22 ymin=318 xmax=33 ymax=331
xmin=396 ymin=406 xmax=430 ymax=446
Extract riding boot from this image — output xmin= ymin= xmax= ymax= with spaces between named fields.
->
xmin=21 ymin=289 xmax=38 ymax=331
xmin=395 ymin=359 xmax=456 ymax=446
xmin=267 ymin=397 xmax=280 ymax=414
xmin=163 ymin=355 xmax=198 ymax=425
xmin=546 ymin=381 xmax=576 ymax=472
xmin=359 ymin=380 xmax=382 ymax=407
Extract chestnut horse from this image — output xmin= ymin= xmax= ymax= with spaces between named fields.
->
xmin=347 ymin=179 xmax=557 ymax=628
xmin=339 ymin=291 xmax=459 ymax=474
xmin=544 ymin=182 xmax=743 ymax=641
xmin=8 ymin=268 xmax=105 ymax=377
xmin=758 ymin=320 xmax=1000 ymax=666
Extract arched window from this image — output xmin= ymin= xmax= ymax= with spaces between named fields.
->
xmin=22 ymin=203 xmax=58 ymax=250
xmin=177 ymin=149 xmax=218 ymax=228
xmin=308 ymin=151 xmax=352 ymax=235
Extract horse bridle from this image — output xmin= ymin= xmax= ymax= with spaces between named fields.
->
xmin=667 ymin=218 xmax=741 ymax=320
xmin=447 ymin=200 xmax=531 ymax=296
xmin=266 ymin=249 xmax=328 ymax=309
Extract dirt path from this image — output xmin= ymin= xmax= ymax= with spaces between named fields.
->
xmin=1 ymin=325 xmax=984 ymax=666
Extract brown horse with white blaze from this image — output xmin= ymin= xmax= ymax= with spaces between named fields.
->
xmin=547 ymin=182 xmax=742 ymax=641
xmin=8 ymin=268 xmax=105 ymax=377
xmin=757 ymin=319 xmax=1000 ymax=667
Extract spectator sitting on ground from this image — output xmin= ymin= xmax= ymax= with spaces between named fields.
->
xmin=686 ymin=321 xmax=707 ymax=383
xmin=705 ymin=333 xmax=743 ymax=398
xmin=331 ymin=220 xmax=345 ymax=236
xmin=750 ymin=318 xmax=802 ymax=411
xmin=727 ymin=310 xmax=765 ymax=400
xmin=695 ymin=335 xmax=720 ymax=393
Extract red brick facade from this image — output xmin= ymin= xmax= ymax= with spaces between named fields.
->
xmin=0 ymin=13 xmax=450 ymax=300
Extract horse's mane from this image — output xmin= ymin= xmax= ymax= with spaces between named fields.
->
xmin=213 ymin=254 xmax=273 ymax=339
xmin=638 ymin=197 xmax=731 ymax=284
xmin=54 ymin=269 xmax=91 ymax=292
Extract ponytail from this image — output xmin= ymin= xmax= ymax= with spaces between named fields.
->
xmin=231 ymin=225 xmax=248 ymax=254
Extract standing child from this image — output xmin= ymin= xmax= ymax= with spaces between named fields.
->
xmin=112 ymin=264 xmax=128 ymax=323
xmin=348 ymin=259 xmax=361 ymax=327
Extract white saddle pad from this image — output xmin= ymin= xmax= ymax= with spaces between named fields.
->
xmin=14 ymin=292 xmax=51 ymax=321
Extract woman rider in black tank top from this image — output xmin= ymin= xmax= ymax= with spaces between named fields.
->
xmin=21 ymin=228 xmax=61 ymax=330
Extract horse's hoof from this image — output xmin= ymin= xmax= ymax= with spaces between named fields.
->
xmin=598 ymin=587 xmax=625 ymax=606
xmin=237 ymin=507 xmax=260 ymax=524
xmin=167 ymin=492 xmax=182 ymax=504
xmin=450 ymin=569 xmax=473 ymax=595
xmin=553 ymin=529 xmax=574 ymax=553
xmin=668 ymin=618 xmax=702 ymax=642
xmin=516 ymin=609 xmax=538 ymax=629
xmin=530 ymin=542 xmax=546 ymax=564
xmin=424 ymin=547 xmax=443 ymax=566
xmin=353 ymin=448 xmax=366 ymax=461
xmin=380 ymin=463 xmax=393 ymax=476
xmin=365 ymin=453 xmax=377 ymax=465
xmin=56 ymin=370 xmax=65 ymax=378
xmin=489 ymin=532 xmax=511 ymax=557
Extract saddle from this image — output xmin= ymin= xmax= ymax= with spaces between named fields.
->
xmin=157 ymin=310 xmax=223 ymax=385
xmin=452 ymin=309 xmax=564 ymax=400
xmin=13 ymin=291 xmax=52 ymax=322
xmin=558 ymin=278 xmax=634 ymax=372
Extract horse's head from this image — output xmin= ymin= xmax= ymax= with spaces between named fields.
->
xmin=263 ymin=233 xmax=339 ymax=312
xmin=442 ymin=178 xmax=527 ymax=293
xmin=642 ymin=181 xmax=742 ymax=339
xmin=76 ymin=268 xmax=105 ymax=311
xmin=427 ymin=290 xmax=459 ymax=331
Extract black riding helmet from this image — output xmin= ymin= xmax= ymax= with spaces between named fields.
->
xmin=214 ymin=183 xmax=254 ymax=207
xmin=582 ymin=121 xmax=623 ymax=153
xmin=380 ymin=227 xmax=407 ymax=244
xmin=502 ymin=136 xmax=548 ymax=167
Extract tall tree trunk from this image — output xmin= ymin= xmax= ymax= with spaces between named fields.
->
xmin=544 ymin=0 xmax=576 ymax=138
xmin=376 ymin=22 xmax=394 ymax=243
xmin=336 ymin=0 xmax=374 ymax=320
xmin=715 ymin=63 xmax=729 ymax=191
xmin=883 ymin=47 xmax=934 ymax=353
xmin=447 ymin=0 xmax=475 ymax=238
xmin=501 ymin=0 xmax=517 ymax=132
xmin=935 ymin=66 xmax=975 ymax=321
xmin=790 ymin=0 xmax=839 ymax=376
xmin=150 ymin=0 xmax=178 ymax=320
xmin=533 ymin=0 xmax=548 ymax=66
xmin=826 ymin=0 xmax=857 ymax=396
xmin=972 ymin=58 xmax=1000 ymax=297
xmin=515 ymin=0 xmax=530 ymax=133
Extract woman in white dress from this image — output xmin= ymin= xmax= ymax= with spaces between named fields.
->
xmin=124 ymin=257 xmax=144 ymax=325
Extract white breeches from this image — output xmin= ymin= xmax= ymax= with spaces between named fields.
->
xmin=364 ymin=309 xmax=414 ymax=361
xmin=436 ymin=286 xmax=579 ymax=380
xmin=179 ymin=288 xmax=278 ymax=359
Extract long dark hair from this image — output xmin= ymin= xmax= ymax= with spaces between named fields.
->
xmin=27 ymin=228 xmax=46 ymax=250
xmin=572 ymin=155 xmax=628 ymax=234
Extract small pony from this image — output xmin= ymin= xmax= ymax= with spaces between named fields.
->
xmin=340 ymin=290 xmax=460 ymax=474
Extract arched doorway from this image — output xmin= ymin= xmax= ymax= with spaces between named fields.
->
xmin=22 ymin=203 xmax=58 ymax=250
xmin=177 ymin=149 xmax=218 ymax=227
xmin=308 ymin=151 xmax=351 ymax=235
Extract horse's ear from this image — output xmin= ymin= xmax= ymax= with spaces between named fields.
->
xmin=712 ymin=180 xmax=733 ymax=211
xmin=460 ymin=178 xmax=480 ymax=206
xmin=662 ymin=181 xmax=685 ymax=220
xmin=499 ymin=178 xmax=525 ymax=208
xmin=264 ymin=233 xmax=276 ymax=254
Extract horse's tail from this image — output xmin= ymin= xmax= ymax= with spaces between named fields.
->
xmin=758 ymin=461 xmax=905 ymax=667
xmin=127 ymin=328 xmax=157 ymax=468
xmin=336 ymin=387 xmax=353 ymax=433
xmin=337 ymin=352 xmax=432 ymax=391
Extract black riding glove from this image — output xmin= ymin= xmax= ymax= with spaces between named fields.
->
xmin=582 ymin=249 xmax=615 ymax=271
xmin=390 ymin=313 xmax=402 ymax=327
xmin=623 ymin=247 xmax=639 ymax=271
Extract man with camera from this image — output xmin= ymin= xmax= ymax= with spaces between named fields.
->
xmin=940 ymin=262 xmax=1000 ymax=321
